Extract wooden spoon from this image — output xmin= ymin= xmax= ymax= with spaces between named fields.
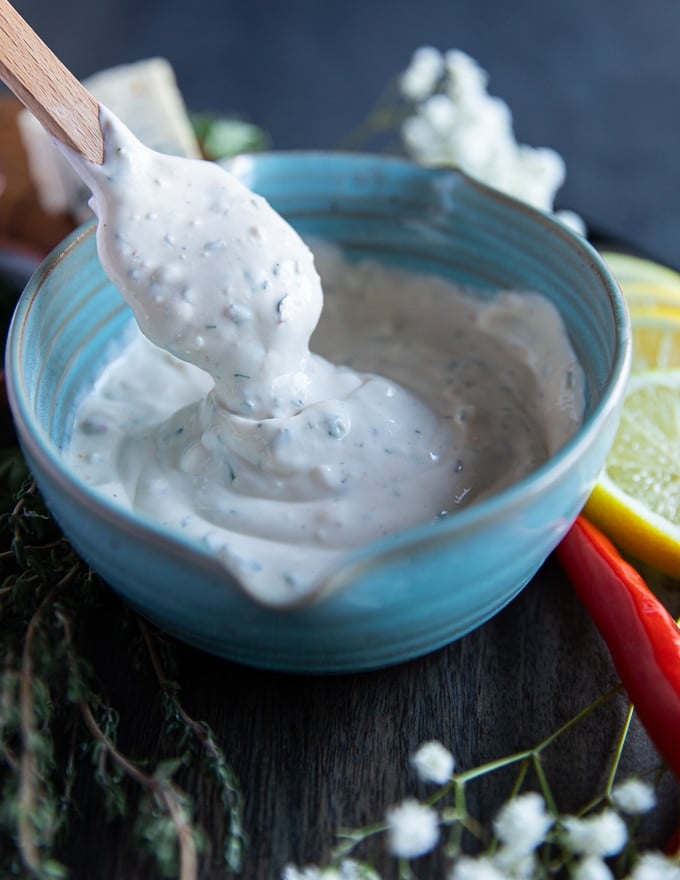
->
xmin=0 ymin=0 xmax=103 ymax=164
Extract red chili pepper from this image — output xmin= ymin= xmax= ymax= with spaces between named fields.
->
xmin=556 ymin=515 xmax=680 ymax=780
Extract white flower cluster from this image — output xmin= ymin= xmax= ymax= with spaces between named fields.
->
xmin=282 ymin=741 xmax=675 ymax=880
xmin=398 ymin=47 xmax=584 ymax=233
xmin=282 ymin=859 xmax=380 ymax=880
xmin=612 ymin=778 xmax=658 ymax=815
xmin=386 ymin=798 xmax=440 ymax=859
xmin=410 ymin=739 xmax=456 ymax=784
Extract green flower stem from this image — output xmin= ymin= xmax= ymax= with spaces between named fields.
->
xmin=398 ymin=856 xmax=414 ymax=879
xmin=337 ymin=78 xmax=407 ymax=151
xmin=605 ymin=703 xmax=635 ymax=799
xmin=331 ymin=822 xmax=388 ymax=863
xmin=446 ymin=780 xmax=487 ymax=848
xmin=575 ymin=702 xmax=637 ymax=819
xmin=508 ymin=758 xmax=531 ymax=801
xmin=450 ymin=685 xmax=623 ymax=791
xmin=531 ymin=754 xmax=558 ymax=816
xmin=340 ymin=107 xmax=405 ymax=150
xmin=317 ymin=678 xmax=662 ymax=878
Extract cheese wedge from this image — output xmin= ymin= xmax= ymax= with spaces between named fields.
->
xmin=18 ymin=57 xmax=201 ymax=221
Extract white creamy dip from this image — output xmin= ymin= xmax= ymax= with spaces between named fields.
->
xmin=61 ymin=107 xmax=584 ymax=606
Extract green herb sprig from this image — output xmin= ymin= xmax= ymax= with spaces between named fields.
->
xmin=0 ymin=457 xmax=245 ymax=880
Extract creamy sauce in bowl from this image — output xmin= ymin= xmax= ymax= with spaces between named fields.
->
xmin=59 ymin=107 xmax=584 ymax=607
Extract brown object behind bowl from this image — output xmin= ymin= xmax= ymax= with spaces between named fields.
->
xmin=0 ymin=94 xmax=76 ymax=255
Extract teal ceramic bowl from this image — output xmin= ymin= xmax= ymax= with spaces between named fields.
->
xmin=6 ymin=153 xmax=630 ymax=673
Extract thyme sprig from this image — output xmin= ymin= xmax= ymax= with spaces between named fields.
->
xmin=138 ymin=619 xmax=248 ymax=873
xmin=0 ymin=456 xmax=244 ymax=879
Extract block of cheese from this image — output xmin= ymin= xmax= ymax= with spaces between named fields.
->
xmin=18 ymin=57 xmax=201 ymax=221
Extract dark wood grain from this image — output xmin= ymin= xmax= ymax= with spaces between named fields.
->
xmin=54 ymin=558 xmax=680 ymax=879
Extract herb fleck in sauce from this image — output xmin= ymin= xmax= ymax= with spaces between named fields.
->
xmin=61 ymin=109 xmax=584 ymax=606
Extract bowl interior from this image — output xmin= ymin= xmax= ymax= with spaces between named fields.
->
xmin=5 ymin=154 xmax=630 ymax=672
xmin=228 ymin=153 xmax=623 ymax=418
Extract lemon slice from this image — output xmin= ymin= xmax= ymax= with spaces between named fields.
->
xmin=629 ymin=306 xmax=680 ymax=371
xmin=602 ymin=251 xmax=680 ymax=306
xmin=618 ymin=282 xmax=680 ymax=311
xmin=585 ymin=369 xmax=680 ymax=577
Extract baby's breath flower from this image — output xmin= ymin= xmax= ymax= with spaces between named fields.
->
xmin=561 ymin=810 xmax=628 ymax=858
xmin=444 ymin=50 xmax=489 ymax=101
xmin=574 ymin=855 xmax=614 ymax=880
xmin=282 ymin=866 xmax=321 ymax=880
xmin=385 ymin=798 xmax=439 ymax=859
xmin=282 ymin=865 xmax=371 ymax=880
xmin=401 ymin=115 xmax=434 ymax=161
xmin=399 ymin=46 xmax=444 ymax=102
xmin=410 ymin=741 xmax=455 ymax=784
xmin=420 ymin=94 xmax=459 ymax=136
xmin=611 ymin=778 xmax=657 ymax=816
xmin=493 ymin=791 xmax=553 ymax=855
xmin=449 ymin=855 xmax=507 ymax=880
xmin=492 ymin=847 xmax=537 ymax=879
xmin=503 ymin=145 xmax=566 ymax=212
xmin=627 ymin=852 xmax=680 ymax=880
xmin=555 ymin=209 xmax=587 ymax=236
xmin=398 ymin=47 xmax=584 ymax=230
xmin=336 ymin=860 xmax=381 ymax=880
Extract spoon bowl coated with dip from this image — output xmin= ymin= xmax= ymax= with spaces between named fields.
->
xmin=6 ymin=153 xmax=630 ymax=672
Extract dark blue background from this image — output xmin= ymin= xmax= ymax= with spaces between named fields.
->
xmin=11 ymin=0 xmax=680 ymax=266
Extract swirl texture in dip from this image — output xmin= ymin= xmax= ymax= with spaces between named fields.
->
xmin=61 ymin=108 xmax=584 ymax=605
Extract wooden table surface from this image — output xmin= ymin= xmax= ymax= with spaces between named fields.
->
xmin=51 ymin=557 xmax=680 ymax=879
xmin=0 ymin=96 xmax=678 ymax=880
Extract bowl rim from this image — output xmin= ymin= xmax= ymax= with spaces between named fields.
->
xmin=5 ymin=156 xmax=632 ymax=610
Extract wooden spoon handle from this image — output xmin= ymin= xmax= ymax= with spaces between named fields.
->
xmin=0 ymin=0 xmax=103 ymax=164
